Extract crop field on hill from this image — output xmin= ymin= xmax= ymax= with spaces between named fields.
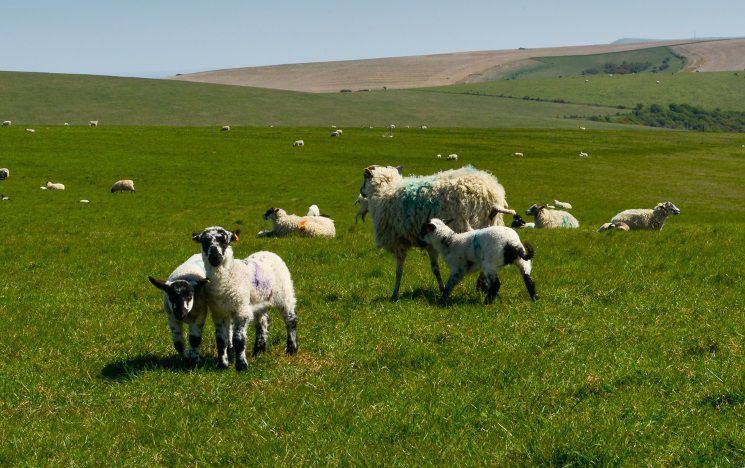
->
xmin=0 ymin=126 xmax=743 ymax=464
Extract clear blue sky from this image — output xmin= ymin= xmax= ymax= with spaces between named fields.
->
xmin=1 ymin=0 xmax=742 ymax=77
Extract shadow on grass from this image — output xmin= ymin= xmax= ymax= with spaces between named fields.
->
xmin=100 ymin=353 xmax=221 ymax=381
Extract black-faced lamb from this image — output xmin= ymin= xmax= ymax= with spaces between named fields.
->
xmin=511 ymin=214 xmax=534 ymax=229
xmin=420 ymin=218 xmax=538 ymax=304
xmin=194 ymin=226 xmax=298 ymax=370
xmin=148 ymin=254 xmax=210 ymax=361
xmin=610 ymin=202 xmax=680 ymax=230
xmin=258 ymin=207 xmax=335 ymax=238
xmin=526 ymin=204 xmax=579 ymax=229
xmin=360 ymin=165 xmax=515 ymax=300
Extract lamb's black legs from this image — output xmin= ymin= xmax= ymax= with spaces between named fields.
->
xmin=440 ymin=269 xmax=465 ymax=304
xmin=253 ymin=311 xmax=269 ymax=356
xmin=214 ymin=319 xmax=230 ymax=369
xmin=523 ymin=273 xmax=538 ymax=302
xmin=232 ymin=317 xmax=250 ymax=371
xmin=484 ymin=273 xmax=501 ymax=304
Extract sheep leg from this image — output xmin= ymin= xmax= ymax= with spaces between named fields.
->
xmin=484 ymin=272 xmax=501 ymax=305
xmin=440 ymin=269 xmax=465 ymax=304
xmin=213 ymin=318 xmax=230 ymax=369
xmin=226 ymin=320 xmax=234 ymax=362
xmin=185 ymin=311 xmax=207 ymax=362
xmin=278 ymin=302 xmax=298 ymax=355
xmin=232 ymin=316 xmax=250 ymax=371
xmin=252 ymin=308 xmax=270 ymax=356
xmin=391 ymin=250 xmax=407 ymax=301
xmin=516 ymin=259 xmax=538 ymax=302
xmin=426 ymin=246 xmax=445 ymax=292
xmin=167 ymin=314 xmax=185 ymax=357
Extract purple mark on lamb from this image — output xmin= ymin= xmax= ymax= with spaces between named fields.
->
xmin=242 ymin=259 xmax=272 ymax=291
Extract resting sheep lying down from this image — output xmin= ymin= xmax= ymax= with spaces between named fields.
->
xmin=420 ymin=218 xmax=538 ymax=304
xmin=526 ymin=204 xmax=579 ymax=229
xmin=610 ymin=201 xmax=680 ymax=230
xmin=258 ymin=207 xmax=336 ymax=238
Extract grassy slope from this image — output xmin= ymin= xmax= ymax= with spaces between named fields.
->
xmin=429 ymin=71 xmax=745 ymax=112
xmin=502 ymin=46 xmax=686 ymax=80
xmin=0 ymin=71 xmax=628 ymax=128
xmin=0 ymin=126 xmax=744 ymax=464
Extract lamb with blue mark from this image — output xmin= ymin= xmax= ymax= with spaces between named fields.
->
xmin=420 ymin=218 xmax=538 ymax=304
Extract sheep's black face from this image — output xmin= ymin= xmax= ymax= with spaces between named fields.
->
xmin=526 ymin=205 xmax=542 ymax=217
xmin=263 ymin=208 xmax=279 ymax=220
xmin=193 ymin=226 xmax=239 ymax=267
xmin=166 ymin=280 xmax=196 ymax=320
xmin=511 ymin=214 xmax=526 ymax=228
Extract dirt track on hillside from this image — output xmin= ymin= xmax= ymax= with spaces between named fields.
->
xmin=672 ymin=38 xmax=745 ymax=72
xmin=170 ymin=39 xmax=736 ymax=93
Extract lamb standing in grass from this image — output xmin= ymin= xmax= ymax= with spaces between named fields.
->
xmin=420 ymin=218 xmax=538 ymax=303
xmin=447 ymin=154 xmax=458 ymax=161
xmin=360 ymin=165 xmax=515 ymax=300
xmin=194 ymin=226 xmax=298 ymax=371
xmin=355 ymin=194 xmax=369 ymax=224
xmin=526 ymin=204 xmax=579 ymax=228
xmin=609 ymin=202 xmax=680 ymax=230
xmin=293 ymin=140 xmax=305 ymax=147
xmin=110 ymin=179 xmax=135 ymax=193
xmin=148 ymin=254 xmax=210 ymax=361
xmin=258 ymin=207 xmax=335 ymax=238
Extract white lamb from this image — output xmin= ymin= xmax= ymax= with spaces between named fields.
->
xmin=110 ymin=179 xmax=135 ymax=193
xmin=355 ymin=194 xmax=369 ymax=224
xmin=1 ymin=121 xmax=10 ymax=127
xmin=579 ymin=152 xmax=589 ymax=157
xmin=525 ymin=204 xmax=579 ymax=228
xmin=514 ymin=152 xmax=524 ymax=157
xmin=46 ymin=181 xmax=65 ymax=190
xmin=89 ymin=120 xmax=99 ymax=127
xmin=0 ymin=168 xmax=9 ymax=180
xmin=420 ymin=218 xmax=538 ymax=303
xmin=609 ymin=202 xmax=680 ymax=231
xmin=148 ymin=254 xmax=210 ymax=361
xmin=193 ymin=227 xmax=298 ymax=370
xmin=447 ymin=154 xmax=458 ymax=161
xmin=436 ymin=154 xmax=442 ymax=159
xmin=330 ymin=130 xmax=341 ymax=137
xmin=306 ymin=204 xmax=320 ymax=217
xmin=293 ymin=140 xmax=305 ymax=147
xmin=221 ymin=125 xmax=231 ymax=132
xmin=552 ymin=200 xmax=572 ymax=210
xmin=597 ymin=222 xmax=630 ymax=232
xmin=360 ymin=165 xmax=515 ymax=300
xmin=26 ymin=128 xmax=35 ymax=133
xmin=258 ymin=207 xmax=336 ymax=238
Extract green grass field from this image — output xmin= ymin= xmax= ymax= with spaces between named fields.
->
xmin=429 ymin=70 xmax=745 ymax=112
xmin=1 ymin=126 xmax=744 ymax=464
xmin=501 ymin=47 xmax=686 ymax=80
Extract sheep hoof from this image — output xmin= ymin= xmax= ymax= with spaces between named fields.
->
xmin=531 ymin=294 xmax=539 ymax=302
xmin=390 ymin=293 xmax=399 ymax=302
xmin=286 ymin=343 xmax=298 ymax=355
xmin=217 ymin=360 xmax=230 ymax=370
xmin=235 ymin=360 xmax=248 ymax=372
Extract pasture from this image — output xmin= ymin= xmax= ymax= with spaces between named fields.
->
xmin=0 ymin=126 xmax=744 ymax=464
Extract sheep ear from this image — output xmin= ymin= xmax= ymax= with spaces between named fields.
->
xmin=192 ymin=232 xmax=201 ymax=243
xmin=426 ymin=223 xmax=436 ymax=232
xmin=148 ymin=276 xmax=169 ymax=291
xmin=364 ymin=167 xmax=373 ymax=178
xmin=395 ymin=166 xmax=403 ymax=175
xmin=231 ymin=230 xmax=241 ymax=242
xmin=195 ymin=278 xmax=210 ymax=290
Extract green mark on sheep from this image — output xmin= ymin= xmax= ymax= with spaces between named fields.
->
xmin=471 ymin=232 xmax=481 ymax=255
xmin=400 ymin=178 xmax=441 ymax=229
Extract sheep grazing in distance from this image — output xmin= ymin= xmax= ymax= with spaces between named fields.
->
xmin=579 ymin=152 xmax=589 ymax=157
xmin=46 ymin=181 xmax=65 ymax=190
xmin=79 ymin=199 xmax=90 ymax=203
xmin=597 ymin=222 xmax=630 ymax=232
xmin=258 ymin=207 xmax=336 ymax=238
xmin=513 ymin=152 xmax=524 ymax=157
xmin=26 ymin=128 xmax=35 ymax=133
xmin=110 ymin=179 xmax=135 ymax=193
xmin=420 ymin=218 xmax=538 ymax=303
xmin=336 ymin=129 xmax=343 ymax=135
xmin=148 ymin=254 xmax=210 ymax=361
xmin=193 ymin=227 xmax=298 ymax=370
xmin=64 ymin=122 xmax=69 ymax=126
xmin=580 ymin=127 xmax=586 ymax=130
xmin=220 ymin=125 xmax=231 ymax=132
xmin=609 ymin=202 xmax=680 ymax=231
xmin=526 ymin=204 xmax=579 ymax=228
xmin=0 ymin=168 xmax=9 ymax=180
xmin=293 ymin=140 xmax=305 ymax=147
xmin=1 ymin=195 xmax=9 ymax=201
xmin=1 ymin=121 xmax=10 ymax=127
xmin=447 ymin=154 xmax=458 ymax=161
xmin=89 ymin=120 xmax=99 ymax=127
xmin=306 ymin=204 xmax=320 ymax=217
xmin=421 ymin=125 xmax=428 ymax=129
xmin=330 ymin=130 xmax=341 ymax=137
xmin=355 ymin=194 xmax=369 ymax=224
xmin=511 ymin=214 xmax=534 ymax=229
xmin=360 ymin=165 xmax=515 ymax=300
xmin=436 ymin=154 xmax=442 ymax=159
xmin=552 ymin=200 xmax=572 ymax=210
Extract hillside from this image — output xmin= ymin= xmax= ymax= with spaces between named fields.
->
xmin=672 ymin=38 xmax=745 ymax=71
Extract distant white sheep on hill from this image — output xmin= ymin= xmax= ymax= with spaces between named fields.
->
xmin=46 ymin=181 xmax=65 ymax=190
xmin=2 ymin=121 xmax=10 ymax=127
xmin=111 ymin=179 xmax=135 ymax=193
xmin=221 ymin=125 xmax=231 ymax=132
xmin=293 ymin=140 xmax=304 ymax=147
xmin=89 ymin=120 xmax=99 ymax=127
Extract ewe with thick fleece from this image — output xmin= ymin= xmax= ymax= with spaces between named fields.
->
xmin=526 ymin=204 xmax=579 ymax=229
xmin=258 ymin=208 xmax=335 ymax=238
xmin=194 ymin=227 xmax=298 ymax=370
xmin=148 ymin=254 xmax=210 ymax=361
xmin=610 ymin=202 xmax=680 ymax=230
xmin=111 ymin=179 xmax=135 ymax=193
xmin=360 ymin=165 xmax=515 ymax=300
xmin=421 ymin=218 xmax=537 ymax=303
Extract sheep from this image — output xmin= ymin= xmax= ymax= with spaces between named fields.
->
xmin=336 ymin=129 xmax=343 ymax=135
xmin=1 ymin=195 xmax=9 ymax=201
xmin=148 ymin=254 xmax=210 ymax=361
xmin=420 ymin=218 xmax=538 ymax=303
xmin=552 ymin=200 xmax=572 ymax=210
xmin=1 ymin=121 xmax=10 ymax=127
xmin=579 ymin=152 xmax=589 ymax=157
xmin=0 ymin=168 xmax=9 ymax=180
xmin=447 ymin=154 xmax=458 ymax=161
xmin=64 ymin=122 xmax=69 ymax=126
xmin=258 ymin=207 xmax=335 ymax=238
xmin=306 ymin=204 xmax=320 ymax=217
xmin=89 ymin=120 xmax=99 ymax=127
xmin=46 ymin=181 xmax=65 ymax=190
xmin=436 ymin=154 xmax=442 ymax=159
xmin=330 ymin=130 xmax=341 ymax=137
xmin=110 ymin=179 xmax=135 ymax=193
xmin=193 ymin=226 xmax=298 ymax=370
xmin=79 ymin=199 xmax=90 ymax=203
xmin=360 ymin=165 xmax=515 ymax=300
xmin=597 ymin=222 xmax=630 ymax=232
xmin=421 ymin=125 xmax=428 ymax=129
xmin=220 ymin=125 xmax=231 ymax=132
xmin=26 ymin=128 xmax=35 ymax=133
xmin=355 ymin=194 xmax=369 ymax=224
xmin=293 ymin=140 xmax=305 ymax=147
xmin=609 ymin=202 xmax=680 ymax=231
xmin=513 ymin=152 xmax=524 ymax=157
xmin=525 ymin=204 xmax=579 ymax=229
xmin=580 ymin=127 xmax=587 ymax=130
xmin=511 ymin=214 xmax=535 ymax=229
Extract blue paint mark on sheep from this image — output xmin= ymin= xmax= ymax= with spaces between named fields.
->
xmin=400 ymin=178 xmax=441 ymax=230
xmin=471 ymin=232 xmax=481 ymax=256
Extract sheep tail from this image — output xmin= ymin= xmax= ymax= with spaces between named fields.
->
xmin=519 ymin=242 xmax=535 ymax=261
